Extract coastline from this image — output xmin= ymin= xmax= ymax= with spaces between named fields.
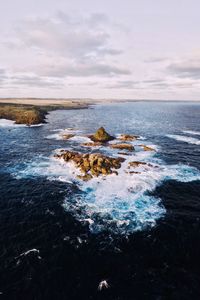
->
xmin=1 ymin=98 xmax=199 ymax=126
xmin=0 ymin=99 xmax=90 ymax=125
xmin=0 ymin=98 xmax=92 ymax=107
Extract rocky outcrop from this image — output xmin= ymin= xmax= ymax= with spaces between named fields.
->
xmin=126 ymin=170 xmax=141 ymax=174
xmin=139 ymin=145 xmax=155 ymax=151
xmin=119 ymin=134 xmax=139 ymax=141
xmin=118 ymin=152 xmax=131 ymax=156
xmin=110 ymin=143 xmax=135 ymax=151
xmin=0 ymin=104 xmax=47 ymax=125
xmin=53 ymin=127 xmax=158 ymax=181
xmin=54 ymin=150 xmax=125 ymax=180
xmin=81 ymin=142 xmax=103 ymax=147
xmin=90 ymin=127 xmax=114 ymax=142
xmin=129 ymin=161 xmax=147 ymax=167
xmin=129 ymin=161 xmax=154 ymax=168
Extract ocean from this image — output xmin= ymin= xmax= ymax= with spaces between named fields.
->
xmin=0 ymin=101 xmax=200 ymax=299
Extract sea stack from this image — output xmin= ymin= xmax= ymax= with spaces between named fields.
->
xmin=91 ymin=127 xmax=114 ymax=142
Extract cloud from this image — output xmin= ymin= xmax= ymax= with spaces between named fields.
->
xmin=0 ymin=69 xmax=6 ymax=75
xmin=31 ymin=58 xmax=130 ymax=78
xmin=0 ymin=72 xmax=63 ymax=89
xmin=2 ymin=12 xmax=130 ymax=82
xmin=14 ymin=13 xmax=123 ymax=60
xmin=10 ymin=74 xmax=63 ymax=88
xmin=103 ymin=77 xmax=198 ymax=91
xmin=168 ymin=57 xmax=200 ymax=79
xmin=144 ymin=57 xmax=169 ymax=63
xmin=105 ymin=80 xmax=140 ymax=89
xmin=0 ymin=69 xmax=7 ymax=85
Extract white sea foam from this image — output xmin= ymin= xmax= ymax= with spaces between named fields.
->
xmin=70 ymin=135 xmax=91 ymax=143
xmin=0 ymin=119 xmax=25 ymax=127
xmin=0 ymin=119 xmax=43 ymax=128
xmin=12 ymin=138 xmax=200 ymax=234
xmin=14 ymin=156 xmax=80 ymax=183
xmin=28 ymin=124 xmax=44 ymax=127
xmin=183 ymin=130 xmax=200 ymax=136
xmin=15 ymin=249 xmax=42 ymax=264
xmin=63 ymin=153 xmax=199 ymax=234
xmin=46 ymin=128 xmax=82 ymax=140
xmin=19 ymin=249 xmax=40 ymax=257
xmin=167 ymin=134 xmax=200 ymax=145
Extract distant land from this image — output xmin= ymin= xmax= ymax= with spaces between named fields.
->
xmin=0 ymin=98 xmax=199 ymax=126
xmin=0 ymin=99 xmax=91 ymax=125
xmin=0 ymin=98 xmax=199 ymax=106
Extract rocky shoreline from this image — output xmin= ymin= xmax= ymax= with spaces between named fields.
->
xmin=0 ymin=101 xmax=89 ymax=125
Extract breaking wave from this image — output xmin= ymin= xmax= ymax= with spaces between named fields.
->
xmin=46 ymin=128 xmax=81 ymax=140
xmin=167 ymin=134 xmax=200 ymax=145
xmin=183 ymin=130 xmax=200 ymax=136
xmin=0 ymin=119 xmax=43 ymax=128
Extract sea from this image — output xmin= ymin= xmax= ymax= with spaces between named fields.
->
xmin=0 ymin=101 xmax=200 ymax=299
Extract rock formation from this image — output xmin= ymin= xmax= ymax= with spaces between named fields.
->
xmin=81 ymin=142 xmax=103 ymax=147
xmin=53 ymin=127 xmax=157 ymax=181
xmin=90 ymin=127 xmax=114 ymax=142
xmin=139 ymin=145 xmax=155 ymax=151
xmin=119 ymin=134 xmax=139 ymax=141
xmin=110 ymin=143 xmax=135 ymax=151
xmin=128 ymin=161 xmax=154 ymax=168
xmin=54 ymin=150 xmax=125 ymax=180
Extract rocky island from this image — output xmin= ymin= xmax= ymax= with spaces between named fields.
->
xmin=54 ymin=127 xmax=156 ymax=181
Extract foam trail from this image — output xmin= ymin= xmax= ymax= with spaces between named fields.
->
xmin=167 ymin=134 xmax=200 ymax=145
xmin=183 ymin=130 xmax=200 ymax=136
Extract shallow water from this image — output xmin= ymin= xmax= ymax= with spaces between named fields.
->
xmin=0 ymin=101 xmax=200 ymax=299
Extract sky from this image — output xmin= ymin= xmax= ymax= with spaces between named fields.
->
xmin=0 ymin=0 xmax=200 ymax=100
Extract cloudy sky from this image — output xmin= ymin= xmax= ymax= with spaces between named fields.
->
xmin=1 ymin=0 xmax=200 ymax=100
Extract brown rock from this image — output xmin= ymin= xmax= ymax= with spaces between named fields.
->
xmin=90 ymin=127 xmax=114 ymax=142
xmin=81 ymin=142 xmax=103 ymax=147
xmin=129 ymin=161 xmax=147 ymax=168
xmin=77 ymin=174 xmax=93 ymax=181
xmin=62 ymin=134 xmax=75 ymax=140
xmin=129 ymin=161 xmax=154 ymax=168
xmin=112 ymin=171 xmax=119 ymax=176
xmin=54 ymin=150 xmax=126 ymax=181
xmin=139 ymin=144 xmax=155 ymax=151
xmin=110 ymin=143 xmax=135 ymax=151
xmin=118 ymin=152 xmax=131 ymax=156
xmin=126 ymin=171 xmax=141 ymax=174
xmin=119 ymin=134 xmax=139 ymax=141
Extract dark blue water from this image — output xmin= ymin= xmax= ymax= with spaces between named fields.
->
xmin=0 ymin=101 xmax=200 ymax=299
